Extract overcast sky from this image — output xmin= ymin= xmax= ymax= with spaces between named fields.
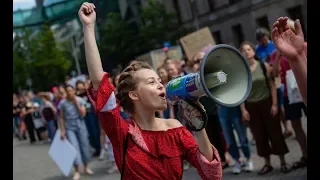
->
xmin=13 ymin=0 xmax=36 ymax=11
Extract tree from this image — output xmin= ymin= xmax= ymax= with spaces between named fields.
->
xmin=99 ymin=12 xmax=137 ymax=66
xmin=13 ymin=31 xmax=32 ymax=92
xmin=98 ymin=0 xmax=191 ymax=67
xmin=139 ymin=0 xmax=189 ymax=50
xmin=13 ymin=24 xmax=72 ymax=92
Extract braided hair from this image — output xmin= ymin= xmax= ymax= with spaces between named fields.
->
xmin=115 ymin=61 xmax=153 ymax=114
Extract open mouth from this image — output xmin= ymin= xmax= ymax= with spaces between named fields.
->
xmin=159 ymin=92 xmax=166 ymax=100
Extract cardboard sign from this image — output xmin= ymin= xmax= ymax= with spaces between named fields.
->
xmin=136 ymin=46 xmax=183 ymax=70
xmin=151 ymin=46 xmax=183 ymax=69
xmin=180 ymin=27 xmax=215 ymax=60
xmin=49 ymin=130 xmax=77 ymax=177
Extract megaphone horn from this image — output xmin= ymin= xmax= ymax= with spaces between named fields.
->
xmin=166 ymin=44 xmax=252 ymax=107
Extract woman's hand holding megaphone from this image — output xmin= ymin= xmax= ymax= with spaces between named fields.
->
xmin=174 ymin=95 xmax=207 ymax=131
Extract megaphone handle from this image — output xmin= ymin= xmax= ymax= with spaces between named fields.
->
xmin=180 ymin=98 xmax=208 ymax=131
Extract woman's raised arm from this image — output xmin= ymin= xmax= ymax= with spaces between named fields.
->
xmin=79 ymin=2 xmax=104 ymax=89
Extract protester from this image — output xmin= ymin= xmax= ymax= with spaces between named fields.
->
xmin=59 ymin=85 xmax=93 ymax=180
xmin=32 ymin=102 xmax=47 ymax=142
xmin=239 ymin=41 xmax=290 ymax=174
xmin=191 ymin=52 xmax=204 ymax=72
xmin=22 ymin=101 xmax=39 ymax=144
xmin=270 ymin=46 xmax=308 ymax=169
xmin=112 ymin=73 xmax=130 ymax=119
xmin=40 ymin=93 xmax=57 ymax=142
xmin=76 ymin=80 xmax=101 ymax=157
xmin=218 ymin=105 xmax=252 ymax=174
xmin=81 ymin=3 xmax=222 ymax=179
xmin=65 ymin=75 xmax=71 ymax=85
xmin=191 ymin=51 xmax=230 ymax=170
xmin=255 ymin=28 xmax=276 ymax=62
xmin=58 ymin=85 xmax=67 ymax=99
xmin=165 ymin=61 xmax=180 ymax=79
xmin=202 ymin=42 xmax=254 ymax=174
xmin=164 ymin=59 xmax=194 ymax=170
xmin=50 ymin=86 xmax=62 ymax=128
xmin=156 ymin=66 xmax=174 ymax=119
xmin=268 ymin=51 xmax=293 ymax=138
xmin=272 ymin=17 xmax=307 ymax=106
xmin=13 ymin=94 xmax=23 ymax=139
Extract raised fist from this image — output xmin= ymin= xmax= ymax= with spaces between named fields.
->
xmin=78 ymin=2 xmax=96 ymax=27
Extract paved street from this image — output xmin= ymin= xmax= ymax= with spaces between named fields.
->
xmin=13 ymin=117 xmax=307 ymax=180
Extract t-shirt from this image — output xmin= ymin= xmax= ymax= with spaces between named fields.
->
xmin=58 ymin=96 xmax=86 ymax=120
xmin=246 ymin=63 xmax=271 ymax=102
xmin=256 ymin=41 xmax=276 ymax=62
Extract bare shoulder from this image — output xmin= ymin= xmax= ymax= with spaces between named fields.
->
xmin=165 ymin=118 xmax=183 ymax=129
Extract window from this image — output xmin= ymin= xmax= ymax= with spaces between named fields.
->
xmin=256 ymin=15 xmax=270 ymax=30
xmin=207 ymin=0 xmax=215 ymax=11
xmin=232 ymin=24 xmax=244 ymax=48
xmin=174 ymin=0 xmax=193 ymax=22
xmin=173 ymin=0 xmax=182 ymax=24
xmin=190 ymin=0 xmax=198 ymax=17
xmin=287 ymin=5 xmax=306 ymax=39
xmin=213 ymin=31 xmax=223 ymax=44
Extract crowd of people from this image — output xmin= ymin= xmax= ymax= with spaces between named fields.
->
xmin=13 ymin=2 xmax=307 ymax=180
xmin=13 ymin=79 xmax=121 ymax=178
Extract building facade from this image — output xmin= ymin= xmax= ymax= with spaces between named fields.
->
xmin=162 ymin=0 xmax=307 ymax=48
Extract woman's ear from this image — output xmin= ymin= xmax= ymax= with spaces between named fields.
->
xmin=129 ymin=91 xmax=139 ymax=101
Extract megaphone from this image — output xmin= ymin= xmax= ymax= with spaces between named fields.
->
xmin=166 ymin=44 xmax=252 ymax=107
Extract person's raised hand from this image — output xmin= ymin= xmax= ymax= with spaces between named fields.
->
xmin=78 ymin=2 xmax=96 ymax=27
xmin=272 ymin=17 xmax=305 ymax=60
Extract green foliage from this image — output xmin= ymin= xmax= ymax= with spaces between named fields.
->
xmin=99 ymin=0 xmax=190 ymax=67
xmin=99 ymin=12 xmax=137 ymax=66
xmin=13 ymin=24 xmax=72 ymax=92
xmin=139 ymin=0 xmax=186 ymax=49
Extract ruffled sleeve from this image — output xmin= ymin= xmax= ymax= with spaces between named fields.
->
xmin=86 ymin=72 xmax=129 ymax=168
xmin=181 ymin=129 xmax=222 ymax=180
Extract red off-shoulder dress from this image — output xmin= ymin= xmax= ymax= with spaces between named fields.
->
xmin=87 ymin=73 xmax=222 ymax=180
